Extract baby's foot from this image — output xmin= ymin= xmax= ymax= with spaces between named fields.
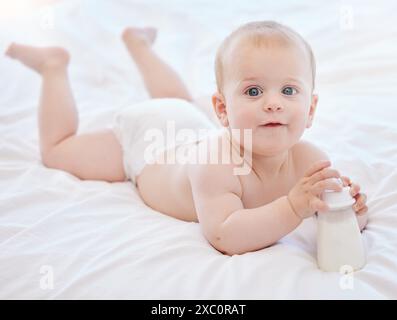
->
xmin=122 ymin=27 xmax=157 ymax=49
xmin=5 ymin=43 xmax=70 ymax=74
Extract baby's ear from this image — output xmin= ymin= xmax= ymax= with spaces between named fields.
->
xmin=306 ymin=94 xmax=319 ymax=128
xmin=212 ymin=92 xmax=229 ymax=127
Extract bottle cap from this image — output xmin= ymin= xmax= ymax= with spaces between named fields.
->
xmin=322 ymin=178 xmax=355 ymax=211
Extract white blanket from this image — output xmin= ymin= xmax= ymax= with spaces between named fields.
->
xmin=0 ymin=0 xmax=396 ymax=299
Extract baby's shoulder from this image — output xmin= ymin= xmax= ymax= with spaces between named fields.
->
xmin=186 ymin=134 xmax=243 ymax=197
xmin=291 ymin=140 xmax=330 ymax=178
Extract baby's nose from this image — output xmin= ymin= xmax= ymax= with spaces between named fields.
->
xmin=264 ymin=103 xmax=283 ymax=112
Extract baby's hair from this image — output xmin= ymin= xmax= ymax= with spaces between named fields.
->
xmin=215 ymin=20 xmax=316 ymax=92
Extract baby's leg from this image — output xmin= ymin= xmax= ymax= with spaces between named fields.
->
xmin=6 ymin=44 xmax=126 ymax=182
xmin=122 ymin=27 xmax=221 ymax=127
xmin=122 ymin=27 xmax=193 ymax=101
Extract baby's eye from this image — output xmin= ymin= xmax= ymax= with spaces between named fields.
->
xmin=245 ymin=87 xmax=262 ymax=97
xmin=281 ymin=86 xmax=298 ymax=96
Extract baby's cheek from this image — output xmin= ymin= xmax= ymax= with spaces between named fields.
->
xmin=294 ymin=107 xmax=308 ymax=126
xmin=287 ymin=113 xmax=307 ymax=139
xmin=233 ymin=107 xmax=256 ymax=128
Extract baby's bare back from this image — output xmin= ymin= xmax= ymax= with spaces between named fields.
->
xmin=136 ymin=144 xmax=198 ymax=221
xmin=136 ymin=131 xmax=319 ymax=222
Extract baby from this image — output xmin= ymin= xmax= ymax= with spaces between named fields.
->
xmin=6 ymin=21 xmax=368 ymax=255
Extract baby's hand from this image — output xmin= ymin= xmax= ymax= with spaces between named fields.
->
xmin=340 ymin=176 xmax=368 ymax=215
xmin=287 ymin=160 xmax=342 ymax=219
xmin=340 ymin=176 xmax=368 ymax=231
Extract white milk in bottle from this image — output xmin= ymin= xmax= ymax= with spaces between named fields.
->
xmin=317 ymin=178 xmax=366 ymax=272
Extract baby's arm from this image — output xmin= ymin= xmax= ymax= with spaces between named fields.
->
xmin=188 ymin=163 xmax=302 ymax=256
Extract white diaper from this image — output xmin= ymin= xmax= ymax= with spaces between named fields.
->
xmin=112 ymin=98 xmax=218 ymax=185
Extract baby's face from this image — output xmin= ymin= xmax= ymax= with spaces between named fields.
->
xmin=215 ymin=38 xmax=317 ymax=157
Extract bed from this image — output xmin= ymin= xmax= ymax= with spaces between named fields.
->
xmin=0 ymin=0 xmax=396 ymax=299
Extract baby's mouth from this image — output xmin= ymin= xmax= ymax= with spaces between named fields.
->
xmin=260 ymin=122 xmax=285 ymax=128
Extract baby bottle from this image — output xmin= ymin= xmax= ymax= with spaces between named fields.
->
xmin=317 ymin=178 xmax=366 ymax=272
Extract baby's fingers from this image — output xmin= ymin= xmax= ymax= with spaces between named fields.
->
xmin=312 ymin=178 xmax=343 ymax=194
xmin=353 ymin=193 xmax=367 ymax=209
xmin=350 ymin=183 xmax=361 ymax=197
xmin=356 ymin=205 xmax=368 ymax=216
xmin=304 ymin=160 xmax=331 ymax=178
xmin=310 ymin=168 xmax=341 ymax=185
xmin=340 ymin=176 xmax=351 ymax=187
xmin=340 ymin=176 xmax=361 ymax=197
xmin=311 ymin=197 xmax=329 ymax=213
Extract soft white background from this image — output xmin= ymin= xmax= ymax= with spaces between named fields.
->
xmin=0 ymin=0 xmax=396 ymax=299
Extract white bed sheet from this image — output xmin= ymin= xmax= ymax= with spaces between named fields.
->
xmin=0 ymin=0 xmax=396 ymax=299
